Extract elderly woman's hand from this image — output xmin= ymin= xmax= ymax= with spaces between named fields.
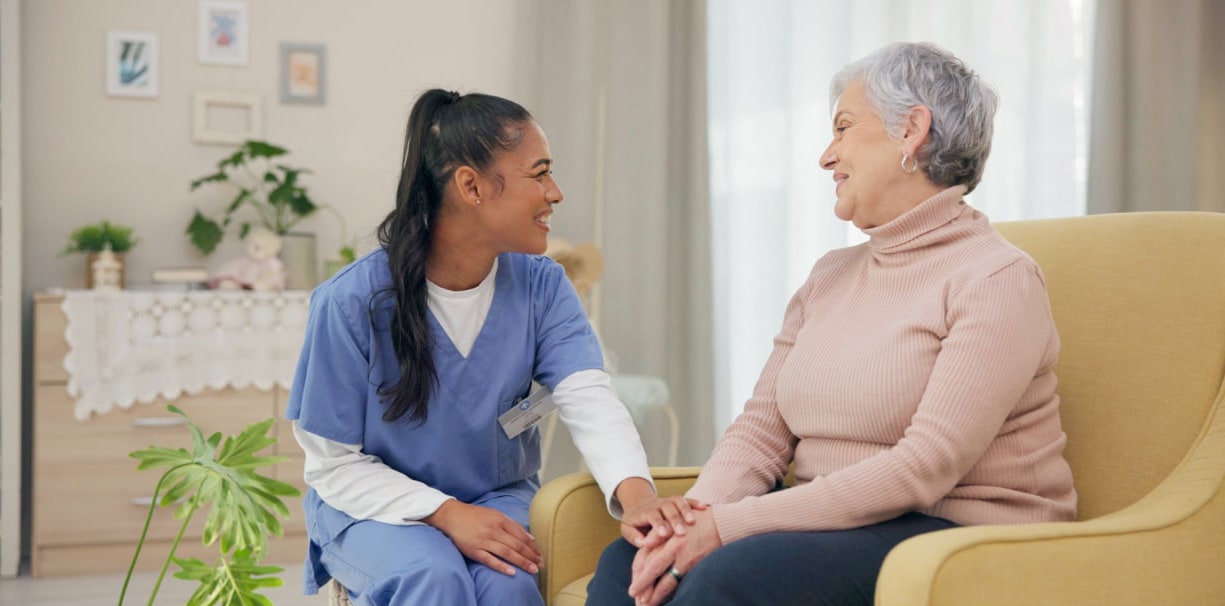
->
xmin=628 ymin=508 xmax=723 ymax=606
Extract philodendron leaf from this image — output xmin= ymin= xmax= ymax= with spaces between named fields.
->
xmin=267 ymin=179 xmax=294 ymax=209
xmin=217 ymin=150 xmax=246 ymax=171
xmin=243 ymin=140 xmax=288 ymax=158
xmin=190 ymin=172 xmax=228 ymax=190
xmin=126 ymin=405 xmax=299 ymax=606
xmin=173 ymin=551 xmax=283 ymax=606
xmin=187 ymin=212 xmax=224 ymax=255
xmin=130 ymin=404 xmax=301 ymax=552
xmin=289 ymin=190 xmax=317 ymax=217
xmin=131 ymin=446 xmax=192 ymax=470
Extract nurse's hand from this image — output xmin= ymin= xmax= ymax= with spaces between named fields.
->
xmin=425 ymin=500 xmax=542 ymax=576
xmin=615 ymin=477 xmax=707 ymax=549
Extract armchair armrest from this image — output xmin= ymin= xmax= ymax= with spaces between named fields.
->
xmin=878 ymin=398 xmax=1225 ymax=606
xmin=531 ymin=467 xmax=702 ymax=606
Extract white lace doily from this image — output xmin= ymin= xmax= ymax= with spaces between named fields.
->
xmin=61 ymin=289 xmax=311 ymax=421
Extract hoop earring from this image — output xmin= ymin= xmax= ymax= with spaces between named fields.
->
xmin=901 ymin=153 xmax=919 ymax=174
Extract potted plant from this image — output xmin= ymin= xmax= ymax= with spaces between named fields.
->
xmin=120 ymin=404 xmax=300 ymax=606
xmin=188 ymin=140 xmax=320 ymax=289
xmin=62 ymin=220 xmax=138 ymax=288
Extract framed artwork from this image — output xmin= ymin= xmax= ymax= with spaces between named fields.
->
xmin=198 ymin=0 xmax=249 ymax=65
xmin=106 ymin=31 xmax=158 ymax=97
xmin=193 ymin=91 xmax=263 ymax=145
xmin=280 ymin=43 xmax=327 ymax=105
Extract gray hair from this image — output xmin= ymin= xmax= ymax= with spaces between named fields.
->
xmin=829 ymin=42 xmax=999 ymax=193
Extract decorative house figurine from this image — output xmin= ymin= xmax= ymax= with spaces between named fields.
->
xmin=90 ymin=244 xmax=124 ymax=291
xmin=210 ymin=227 xmax=286 ymax=291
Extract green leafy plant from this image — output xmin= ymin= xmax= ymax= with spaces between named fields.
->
xmin=62 ymin=221 xmax=138 ymax=255
xmin=120 ymin=405 xmax=300 ymax=606
xmin=188 ymin=140 xmax=319 ymax=255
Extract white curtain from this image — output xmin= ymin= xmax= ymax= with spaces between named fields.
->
xmin=707 ymin=0 xmax=1097 ymax=434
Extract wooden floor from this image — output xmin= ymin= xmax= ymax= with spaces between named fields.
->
xmin=0 ymin=559 xmax=322 ymax=606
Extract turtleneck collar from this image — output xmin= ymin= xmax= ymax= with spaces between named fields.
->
xmin=863 ymin=185 xmax=973 ymax=254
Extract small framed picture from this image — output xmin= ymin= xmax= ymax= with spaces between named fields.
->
xmin=280 ymin=43 xmax=327 ymax=105
xmin=198 ymin=0 xmax=249 ymax=65
xmin=193 ymin=91 xmax=263 ymax=146
xmin=106 ymin=31 xmax=158 ymax=97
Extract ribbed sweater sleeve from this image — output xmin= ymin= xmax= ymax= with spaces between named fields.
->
xmin=685 ymin=281 xmax=808 ymax=506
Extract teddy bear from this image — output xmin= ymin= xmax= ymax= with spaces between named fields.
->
xmin=209 ymin=226 xmax=286 ymax=291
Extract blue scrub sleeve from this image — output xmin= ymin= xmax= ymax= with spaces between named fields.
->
xmin=531 ymin=258 xmax=605 ymax=390
xmin=285 ymin=288 xmax=371 ymax=445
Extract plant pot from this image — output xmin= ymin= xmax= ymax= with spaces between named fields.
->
xmin=85 ymin=253 xmax=125 ymax=289
xmin=279 ymin=232 xmax=318 ymax=290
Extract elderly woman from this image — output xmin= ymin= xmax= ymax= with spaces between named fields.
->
xmin=585 ymin=42 xmax=1077 ymax=606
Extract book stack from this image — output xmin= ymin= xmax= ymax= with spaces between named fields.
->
xmin=151 ymin=267 xmax=210 ymax=290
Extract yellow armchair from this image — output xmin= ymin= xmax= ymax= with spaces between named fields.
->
xmin=529 ymin=211 xmax=1225 ymax=606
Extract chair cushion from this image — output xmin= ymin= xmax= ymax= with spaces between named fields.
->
xmin=556 ymin=574 xmax=595 ymax=606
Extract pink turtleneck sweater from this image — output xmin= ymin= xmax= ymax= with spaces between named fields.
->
xmin=689 ymin=186 xmax=1077 ymax=544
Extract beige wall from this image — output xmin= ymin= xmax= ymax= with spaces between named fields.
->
xmin=22 ymin=0 xmax=541 ymax=291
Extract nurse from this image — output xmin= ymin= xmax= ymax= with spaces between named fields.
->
xmin=286 ymin=89 xmax=695 ymax=606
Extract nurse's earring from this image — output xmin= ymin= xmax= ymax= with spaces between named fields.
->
xmin=475 ymin=199 xmax=482 ymax=206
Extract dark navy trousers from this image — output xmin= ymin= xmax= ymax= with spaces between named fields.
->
xmin=585 ymin=512 xmax=958 ymax=606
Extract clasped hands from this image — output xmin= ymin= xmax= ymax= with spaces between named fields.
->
xmin=422 ymin=481 xmax=722 ymax=606
xmin=621 ymin=496 xmax=722 ymax=606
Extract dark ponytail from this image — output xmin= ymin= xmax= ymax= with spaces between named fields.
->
xmin=374 ymin=89 xmax=532 ymax=424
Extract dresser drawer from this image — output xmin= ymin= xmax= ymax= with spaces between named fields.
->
xmin=32 ymin=459 xmax=210 ymax=546
xmin=34 ymin=385 xmax=275 ymax=465
xmin=33 ymin=385 xmax=278 ymax=549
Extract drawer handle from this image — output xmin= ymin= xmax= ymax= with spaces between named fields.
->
xmin=132 ymin=417 xmax=188 ymax=428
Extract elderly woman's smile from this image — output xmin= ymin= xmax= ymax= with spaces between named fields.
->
xmin=820 ymin=78 xmax=942 ymax=230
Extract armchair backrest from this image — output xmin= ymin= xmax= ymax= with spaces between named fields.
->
xmin=994 ymin=212 xmax=1225 ymax=520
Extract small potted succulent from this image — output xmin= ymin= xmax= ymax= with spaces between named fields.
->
xmin=62 ymin=220 xmax=138 ymax=288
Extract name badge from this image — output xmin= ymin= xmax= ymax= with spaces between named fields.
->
xmin=498 ymin=385 xmax=557 ymax=439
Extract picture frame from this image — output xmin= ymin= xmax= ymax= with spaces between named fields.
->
xmin=279 ymin=43 xmax=327 ymax=105
xmin=192 ymin=91 xmax=263 ymax=146
xmin=198 ymin=0 xmax=249 ymax=65
xmin=106 ymin=31 xmax=158 ymax=98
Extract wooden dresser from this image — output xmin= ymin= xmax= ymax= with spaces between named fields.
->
xmin=31 ymin=293 xmax=308 ymax=576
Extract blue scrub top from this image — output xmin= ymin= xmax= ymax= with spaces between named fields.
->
xmin=286 ymin=248 xmax=603 ymax=589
